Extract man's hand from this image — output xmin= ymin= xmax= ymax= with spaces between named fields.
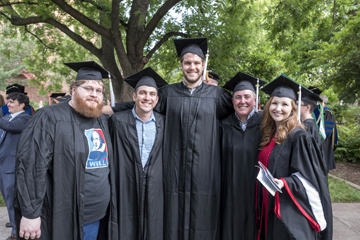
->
xmin=273 ymin=178 xmax=284 ymax=189
xmin=19 ymin=216 xmax=41 ymax=239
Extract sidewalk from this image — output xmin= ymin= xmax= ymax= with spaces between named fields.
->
xmin=0 ymin=203 xmax=358 ymax=239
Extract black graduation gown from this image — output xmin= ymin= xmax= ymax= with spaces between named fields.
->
xmin=157 ymin=83 xmax=233 ymax=240
xmin=13 ymin=102 xmax=117 ymax=240
xmin=220 ymin=112 xmax=262 ymax=240
xmin=263 ymin=128 xmax=332 ymax=240
xmin=303 ymin=118 xmax=322 ymax=147
xmin=322 ymin=109 xmax=337 ymax=172
xmin=109 ymin=110 xmax=164 ymax=240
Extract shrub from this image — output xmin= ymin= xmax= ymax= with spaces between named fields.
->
xmin=334 ymin=124 xmax=360 ymax=163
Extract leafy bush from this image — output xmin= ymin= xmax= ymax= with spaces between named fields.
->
xmin=327 ymin=103 xmax=348 ymax=124
xmin=334 ymin=124 xmax=360 ymax=163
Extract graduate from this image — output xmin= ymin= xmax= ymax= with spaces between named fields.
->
xmin=14 ymin=61 xmax=117 ymax=240
xmin=109 ymin=67 xmax=167 ymax=240
xmin=257 ymin=74 xmax=333 ymax=240
xmin=220 ymin=72 xmax=266 ymax=240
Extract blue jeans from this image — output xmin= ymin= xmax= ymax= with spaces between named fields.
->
xmin=83 ymin=220 xmax=100 ymax=240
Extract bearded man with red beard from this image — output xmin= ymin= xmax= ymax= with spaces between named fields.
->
xmin=13 ymin=61 xmax=117 ymax=240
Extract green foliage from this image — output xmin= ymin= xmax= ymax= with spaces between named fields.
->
xmin=0 ymin=23 xmax=35 ymax=90
xmin=328 ymin=176 xmax=360 ymax=202
xmin=334 ymin=124 xmax=360 ymax=163
xmin=327 ymin=103 xmax=349 ymax=123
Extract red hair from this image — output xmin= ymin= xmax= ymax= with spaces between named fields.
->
xmin=259 ymin=96 xmax=305 ymax=149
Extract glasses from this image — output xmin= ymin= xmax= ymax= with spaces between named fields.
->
xmin=78 ymin=86 xmax=103 ymax=95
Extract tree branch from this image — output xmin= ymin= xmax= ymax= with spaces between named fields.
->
xmin=138 ymin=0 xmax=182 ymax=51
xmin=50 ymin=0 xmax=111 ymax=39
xmin=46 ymin=18 xmax=102 ymax=58
xmin=24 ymin=26 xmax=55 ymax=51
xmin=146 ymin=31 xmax=188 ymax=60
xmin=0 ymin=2 xmax=38 ymax=7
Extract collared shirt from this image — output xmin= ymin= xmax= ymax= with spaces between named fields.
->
xmin=183 ymin=80 xmax=203 ymax=95
xmin=132 ymin=108 xmax=156 ymax=168
xmin=10 ymin=110 xmax=25 ymax=122
xmin=235 ymin=108 xmax=256 ymax=131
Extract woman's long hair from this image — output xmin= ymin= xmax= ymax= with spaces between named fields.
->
xmin=259 ymin=96 xmax=304 ymax=149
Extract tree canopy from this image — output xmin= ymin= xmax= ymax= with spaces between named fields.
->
xmin=0 ymin=0 xmax=359 ymax=103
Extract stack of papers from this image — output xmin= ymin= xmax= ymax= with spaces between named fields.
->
xmin=256 ymin=161 xmax=282 ymax=196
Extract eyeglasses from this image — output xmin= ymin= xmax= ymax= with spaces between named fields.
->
xmin=78 ymin=86 xmax=103 ymax=95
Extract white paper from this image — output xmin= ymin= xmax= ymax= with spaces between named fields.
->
xmin=256 ymin=161 xmax=282 ymax=196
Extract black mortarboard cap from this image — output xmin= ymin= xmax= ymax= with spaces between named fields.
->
xmin=302 ymin=92 xmax=323 ymax=106
xmin=207 ymin=71 xmax=220 ymax=81
xmin=6 ymin=84 xmax=25 ymax=94
xmin=124 ymin=67 xmax=168 ymax=90
xmin=308 ymin=86 xmax=323 ymax=95
xmin=223 ymin=72 xmax=266 ymax=93
xmin=64 ymin=61 xmax=115 ymax=81
xmin=56 ymin=95 xmax=71 ymax=103
xmin=50 ymin=93 xmax=66 ymax=98
xmin=174 ymin=38 xmax=207 ymax=60
xmin=262 ymin=73 xmax=312 ymax=101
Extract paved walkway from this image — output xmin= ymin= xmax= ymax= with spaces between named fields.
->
xmin=0 ymin=203 xmax=358 ymax=239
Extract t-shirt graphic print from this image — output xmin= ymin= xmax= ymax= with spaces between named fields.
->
xmin=84 ymin=128 xmax=108 ymax=169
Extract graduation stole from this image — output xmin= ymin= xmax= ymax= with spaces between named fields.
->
xmin=313 ymin=103 xmax=326 ymax=141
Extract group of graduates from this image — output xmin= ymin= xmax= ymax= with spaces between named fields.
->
xmin=8 ymin=37 xmax=337 ymax=240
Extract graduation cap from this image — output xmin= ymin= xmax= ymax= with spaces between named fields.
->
xmin=64 ymin=61 xmax=116 ymax=107
xmin=124 ymin=67 xmax=168 ymax=90
xmin=308 ymin=86 xmax=323 ymax=95
xmin=207 ymin=71 xmax=220 ymax=81
xmin=6 ymin=84 xmax=25 ymax=94
xmin=56 ymin=95 xmax=71 ymax=103
xmin=174 ymin=38 xmax=208 ymax=60
xmin=50 ymin=93 xmax=66 ymax=98
xmin=302 ymin=92 xmax=323 ymax=108
xmin=262 ymin=73 xmax=312 ymax=122
xmin=262 ymin=73 xmax=312 ymax=101
xmin=223 ymin=72 xmax=266 ymax=93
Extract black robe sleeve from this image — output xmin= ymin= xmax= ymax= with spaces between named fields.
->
xmin=15 ymin=109 xmax=54 ymax=219
xmin=112 ymin=101 xmax=135 ymax=113
xmin=216 ymin=88 xmax=234 ymax=120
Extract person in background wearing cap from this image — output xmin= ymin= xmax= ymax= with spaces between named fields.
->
xmin=220 ymin=72 xmax=266 ymax=240
xmin=0 ymin=84 xmax=35 ymax=117
xmin=0 ymin=93 xmax=30 ymax=240
xmin=106 ymin=38 xmax=234 ymax=240
xmin=13 ymin=61 xmax=116 ymax=240
xmin=299 ymin=92 xmax=323 ymax=146
xmin=109 ymin=67 xmax=167 ymax=240
xmin=319 ymin=94 xmax=338 ymax=173
xmin=256 ymin=74 xmax=332 ymax=240
xmin=49 ymin=93 xmax=66 ymax=104
xmin=204 ymin=70 xmax=220 ymax=86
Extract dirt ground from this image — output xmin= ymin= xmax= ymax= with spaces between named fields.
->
xmin=330 ymin=162 xmax=360 ymax=186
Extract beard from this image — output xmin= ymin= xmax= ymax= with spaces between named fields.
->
xmin=72 ymin=92 xmax=104 ymax=118
xmin=183 ymin=69 xmax=203 ymax=85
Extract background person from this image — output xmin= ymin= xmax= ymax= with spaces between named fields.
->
xmin=0 ymin=93 xmax=30 ymax=240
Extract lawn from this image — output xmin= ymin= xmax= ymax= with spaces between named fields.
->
xmin=328 ymin=176 xmax=360 ymax=202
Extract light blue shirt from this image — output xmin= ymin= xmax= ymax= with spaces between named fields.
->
xmin=235 ymin=108 xmax=256 ymax=131
xmin=132 ymin=108 xmax=156 ymax=168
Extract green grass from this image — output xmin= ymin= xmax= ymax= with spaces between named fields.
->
xmin=328 ymin=176 xmax=360 ymax=202
xmin=0 ymin=193 xmax=4 ymax=206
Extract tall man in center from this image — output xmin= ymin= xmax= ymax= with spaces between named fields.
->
xmin=110 ymin=38 xmax=234 ymax=240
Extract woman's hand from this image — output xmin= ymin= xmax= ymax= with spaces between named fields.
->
xmin=273 ymin=178 xmax=284 ymax=189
